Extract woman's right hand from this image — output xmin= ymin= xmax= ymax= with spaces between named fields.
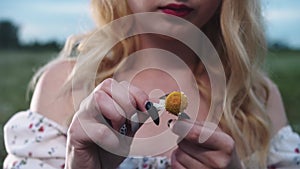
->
xmin=65 ymin=78 xmax=149 ymax=169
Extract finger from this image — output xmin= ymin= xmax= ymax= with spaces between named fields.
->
xmin=96 ymin=78 xmax=137 ymax=116
xmin=77 ymin=90 xmax=139 ymax=136
xmin=77 ymin=89 xmax=130 ymax=136
xmin=172 ymin=148 xmax=210 ymax=169
xmin=171 ymin=149 xmax=186 ymax=169
xmin=68 ymin=115 xmax=120 ymax=151
xmin=178 ymin=140 xmax=228 ymax=169
xmin=169 ymin=120 xmax=234 ymax=152
xmin=129 ymin=112 xmax=148 ymax=133
xmin=76 ymin=91 xmax=102 ymax=119
xmin=94 ymin=90 xmax=126 ymax=130
xmin=120 ymin=81 xmax=151 ymax=126
xmin=119 ymin=81 xmax=149 ymax=112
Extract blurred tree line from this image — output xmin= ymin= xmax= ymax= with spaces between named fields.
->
xmin=0 ymin=19 xmax=295 ymax=51
xmin=0 ymin=20 xmax=61 ymax=50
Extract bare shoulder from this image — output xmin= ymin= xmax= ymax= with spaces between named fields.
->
xmin=30 ymin=59 xmax=76 ymax=128
xmin=264 ymin=76 xmax=288 ymax=136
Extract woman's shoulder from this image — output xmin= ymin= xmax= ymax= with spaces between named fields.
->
xmin=263 ymin=76 xmax=289 ymax=136
xmin=30 ymin=59 xmax=76 ymax=128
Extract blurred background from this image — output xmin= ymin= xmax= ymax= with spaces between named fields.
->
xmin=0 ymin=0 xmax=299 ymax=167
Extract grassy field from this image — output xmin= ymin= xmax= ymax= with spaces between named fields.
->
xmin=265 ymin=50 xmax=300 ymax=132
xmin=0 ymin=49 xmax=58 ymax=167
xmin=0 ymin=49 xmax=299 ymax=166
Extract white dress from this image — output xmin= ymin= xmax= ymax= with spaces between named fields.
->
xmin=3 ymin=110 xmax=300 ymax=169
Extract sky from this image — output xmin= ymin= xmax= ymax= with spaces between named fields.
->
xmin=0 ymin=0 xmax=300 ymax=49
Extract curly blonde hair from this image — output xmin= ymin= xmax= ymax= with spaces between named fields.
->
xmin=30 ymin=0 xmax=271 ymax=168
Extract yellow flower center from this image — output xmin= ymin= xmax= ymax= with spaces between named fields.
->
xmin=165 ymin=91 xmax=188 ymax=115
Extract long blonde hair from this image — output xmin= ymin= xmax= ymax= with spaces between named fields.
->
xmin=30 ymin=0 xmax=271 ymax=168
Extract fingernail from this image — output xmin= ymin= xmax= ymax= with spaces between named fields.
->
xmin=178 ymin=112 xmax=190 ymax=120
xmin=130 ymin=114 xmax=140 ymax=133
xmin=167 ymin=119 xmax=174 ymax=127
xmin=145 ymin=101 xmax=152 ymax=110
xmin=131 ymin=113 xmax=140 ymax=123
xmin=154 ymin=118 xmax=159 ymax=126
xmin=131 ymin=121 xmax=140 ymax=133
xmin=145 ymin=101 xmax=160 ymax=126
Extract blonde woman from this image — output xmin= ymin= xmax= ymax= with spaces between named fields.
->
xmin=3 ymin=0 xmax=300 ymax=169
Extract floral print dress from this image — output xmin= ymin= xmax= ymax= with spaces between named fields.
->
xmin=3 ymin=111 xmax=67 ymax=169
xmin=3 ymin=110 xmax=300 ymax=169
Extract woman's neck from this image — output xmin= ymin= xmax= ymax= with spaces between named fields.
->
xmin=130 ymin=34 xmax=199 ymax=71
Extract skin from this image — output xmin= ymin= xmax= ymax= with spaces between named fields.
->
xmin=30 ymin=0 xmax=288 ymax=168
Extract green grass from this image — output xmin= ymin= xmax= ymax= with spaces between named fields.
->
xmin=0 ymin=49 xmax=299 ymax=167
xmin=0 ymin=49 xmax=58 ymax=167
xmin=265 ymin=50 xmax=300 ymax=132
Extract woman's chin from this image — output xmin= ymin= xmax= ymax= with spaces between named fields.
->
xmin=131 ymin=12 xmax=198 ymax=39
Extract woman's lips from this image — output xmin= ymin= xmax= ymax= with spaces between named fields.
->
xmin=159 ymin=4 xmax=193 ymax=17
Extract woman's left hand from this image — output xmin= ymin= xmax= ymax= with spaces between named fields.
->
xmin=169 ymin=120 xmax=244 ymax=169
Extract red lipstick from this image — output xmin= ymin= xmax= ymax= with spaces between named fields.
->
xmin=159 ymin=3 xmax=193 ymax=17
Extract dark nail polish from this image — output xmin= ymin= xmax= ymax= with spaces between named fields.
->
xmin=154 ymin=118 xmax=160 ymax=126
xmin=167 ymin=119 xmax=173 ymax=127
xmin=145 ymin=101 xmax=160 ymax=126
xmin=178 ymin=112 xmax=190 ymax=120
xmin=145 ymin=101 xmax=152 ymax=110
xmin=150 ymin=106 xmax=160 ymax=126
